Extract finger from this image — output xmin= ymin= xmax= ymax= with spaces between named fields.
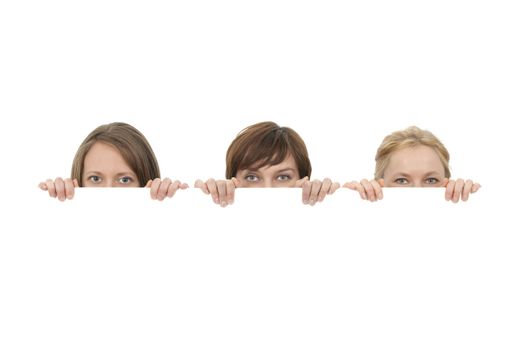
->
xmin=64 ymin=178 xmax=75 ymax=200
xmin=150 ymin=178 xmax=161 ymax=200
xmin=301 ymin=180 xmax=312 ymax=204
xmin=308 ymin=180 xmax=322 ymax=205
xmin=206 ymin=179 xmax=219 ymax=204
xmin=472 ymin=183 xmax=481 ymax=193
xmin=343 ymin=181 xmax=366 ymax=200
xmin=370 ymin=179 xmax=383 ymax=200
xmin=54 ymin=177 xmax=67 ymax=201
xmin=216 ymin=180 xmax=228 ymax=207
xmin=167 ymin=180 xmax=182 ymax=198
xmin=462 ymin=179 xmax=474 ymax=201
xmin=39 ymin=182 xmax=48 ymax=191
xmin=179 ymin=182 xmax=189 ymax=190
xmin=226 ymin=179 xmax=236 ymax=205
xmin=452 ymin=178 xmax=465 ymax=203
xmin=330 ymin=182 xmax=340 ymax=194
xmin=157 ymin=178 xmax=172 ymax=201
xmin=445 ymin=180 xmax=455 ymax=201
xmin=73 ymin=179 xmax=80 ymax=187
xmin=145 ymin=179 xmax=153 ymax=188
xmin=361 ymin=179 xmax=376 ymax=202
xmin=318 ymin=178 xmax=332 ymax=202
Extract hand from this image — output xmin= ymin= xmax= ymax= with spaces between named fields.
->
xmin=194 ymin=178 xmax=240 ymax=207
xmin=38 ymin=177 xmax=79 ymax=201
xmin=343 ymin=179 xmax=384 ymax=202
xmin=296 ymin=177 xmax=340 ymax=206
xmin=145 ymin=178 xmax=189 ymax=201
xmin=444 ymin=178 xmax=481 ymax=203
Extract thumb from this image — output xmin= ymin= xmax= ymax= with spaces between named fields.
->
xmin=295 ymin=176 xmax=309 ymax=187
xmin=231 ymin=177 xmax=241 ymax=188
xmin=38 ymin=182 xmax=48 ymax=191
xmin=194 ymin=179 xmax=204 ymax=188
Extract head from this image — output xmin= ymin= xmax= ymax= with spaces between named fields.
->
xmin=225 ymin=121 xmax=312 ymax=187
xmin=71 ymin=122 xmax=160 ymax=187
xmin=375 ymin=126 xmax=451 ymax=187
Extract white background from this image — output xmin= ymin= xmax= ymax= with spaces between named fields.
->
xmin=1 ymin=0 xmax=529 ymax=189
xmin=1 ymin=1 xmax=530 ymax=349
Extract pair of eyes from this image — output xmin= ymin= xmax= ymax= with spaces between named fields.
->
xmin=87 ymin=175 xmax=135 ymax=184
xmin=393 ymin=177 xmax=440 ymax=185
xmin=244 ymin=174 xmax=292 ymax=182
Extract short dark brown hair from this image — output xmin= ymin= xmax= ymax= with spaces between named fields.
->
xmin=225 ymin=121 xmax=312 ymax=179
xmin=71 ymin=122 xmax=160 ymax=186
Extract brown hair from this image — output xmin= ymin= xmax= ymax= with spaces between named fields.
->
xmin=374 ymin=126 xmax=451 ymax=179
xmin=71 ymin=122 xmax=160 ymax=186
xmin=225 ymin=121 xmax=312 ymax=179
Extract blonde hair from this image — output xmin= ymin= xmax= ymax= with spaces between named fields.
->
xmin=374 ymin=126 xmax=451 ymax=179
xmin=71 ymin=122 xmax=160 ymax=186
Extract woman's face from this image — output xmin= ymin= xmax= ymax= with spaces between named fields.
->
xmin=235 ymin=154 xmax=301 ymax=188
xmin=382 ymin=145 xmax=447 ymax=187
xmin=82 ymin=142 xmax=140 ymax=187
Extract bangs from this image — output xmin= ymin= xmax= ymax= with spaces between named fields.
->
xmin=237 ymin=128 xmax=291 ymax=171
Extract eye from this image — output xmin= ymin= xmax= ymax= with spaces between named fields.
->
xmin=88 ymin=175 xmax=102 ymax=184
xmin=277 ymin=174 xmax=291 ymax=181
xmin=118 ymin=176 xmax=133 ymax=185
xmin=425 ymin=177 xmax=439 ymax=185
xmin=394 ymin=178 xmax=408 ymax=185
xmin=244 ymin=174 xmax=260 ymax=182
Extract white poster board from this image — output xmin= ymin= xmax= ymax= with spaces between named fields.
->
xmin=1 ymin=188 xmax=528 ymax=349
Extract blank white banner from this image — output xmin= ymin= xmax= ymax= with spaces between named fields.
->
xmin=0 ymin=188 xmax=529 ymax=350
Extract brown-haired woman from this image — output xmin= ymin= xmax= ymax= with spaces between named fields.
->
xmin=39 ymin=122 xmax=188 ymax=201
xmin=344 ymin=126 xmax=480 ymax=203
xmin=195 ymin=121 xmax=340 ymax=207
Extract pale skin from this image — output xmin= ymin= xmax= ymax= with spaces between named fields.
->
xmin=39 ymin=142 xmax=188 ymax=201
xmin=344 ymin=145 xmax=481 ymax=203
xmin=195 ymin=155 xmax=340 ymax=207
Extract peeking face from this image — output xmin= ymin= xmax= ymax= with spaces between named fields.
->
xmin=382 ymin=145 xmax=447 ymax=187
xmin=82 ymin=142 xmax=140 ymax=187
xmin=235 ymin=154 xmax=301 ymax=188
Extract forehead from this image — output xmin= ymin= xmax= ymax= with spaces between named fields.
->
xmin=83 ymin=142 xmax=133 ymax=173
xmin=386 ymin=145 xmax=444 ymax=175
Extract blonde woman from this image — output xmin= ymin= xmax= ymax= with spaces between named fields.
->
xmin=39 ymin=122 xmax=187 ymax=201
xmin=195 ymin=121 xmax=340 ymax=207
xmin=344 ymin=126 xmax=480 ymax=202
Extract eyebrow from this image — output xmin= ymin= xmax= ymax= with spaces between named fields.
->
xmin=84 ymin=171 xmax=136 ymax=177
xmin=422 ymin=172 xmax=443 ymax=177
xmin=391 ymin=172 xmax=442 ymax=178
xmin=274 ymin=168 xmax=296 ymax=173
xmin=391 ymin=173 xmax=410 ymax=178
